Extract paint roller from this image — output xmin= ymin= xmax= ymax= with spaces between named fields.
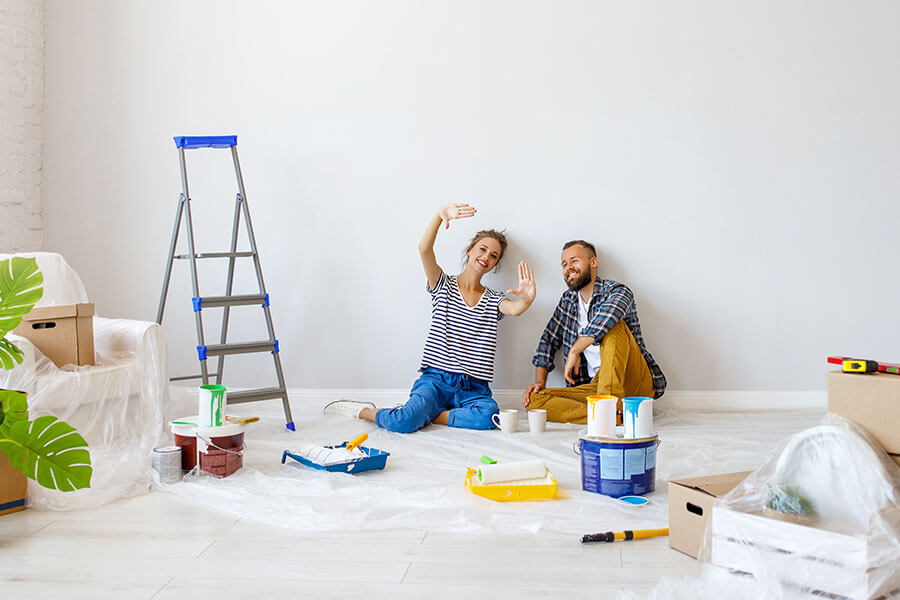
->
xmin=294 ymin=434 xmax=369 ymax=467
xmin=476 ymin=459 xmax=547 ymax=484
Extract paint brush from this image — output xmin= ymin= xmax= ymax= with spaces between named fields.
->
xmin=225 ymin=416 xmax=260 ymax=425
xmin=581 ymin=528 xmax=669 ymax=543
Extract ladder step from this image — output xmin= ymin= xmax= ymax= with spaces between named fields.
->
xmin=174 ymin=251 xmax=255 ymax=259
xmin=228 ymin=387 xmax=287 ymax=404
xmin=174 ymin=135 xmax=237 ymax=149
xmin=195 ymin=294 xmax=268 ymax=309
xmin=170 ymin=374 xmax=204 ymax=381
xmin=201 ymin=340 xmax=277 ymax=358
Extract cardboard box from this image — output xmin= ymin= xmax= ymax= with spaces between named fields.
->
xmin=13 ymin=303 xmax=95 ymax=367
xmin=710 ymin=505 xmax=900 ymax=598
xmin=0 ymin=452 xmax=27 ymax=516
xmin=668 ymin=471 xmax=750 ymax=558
xmin=827 ymin=371 xmax=900 ymax=454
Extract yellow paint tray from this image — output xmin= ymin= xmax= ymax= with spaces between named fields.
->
xmin=465 ymin=468 xmax=558 ymax=502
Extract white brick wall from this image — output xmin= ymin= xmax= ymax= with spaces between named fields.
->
xmin=0 ymin=0 xmax=44 ymax=252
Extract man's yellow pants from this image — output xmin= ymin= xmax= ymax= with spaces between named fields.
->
xmin=527 ymin=321 xmax=655 ymax=424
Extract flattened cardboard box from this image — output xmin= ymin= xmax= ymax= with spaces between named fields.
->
xmin=0 ymin=452 xmax=27 ymax=516
xmin=668 ymin=471 xmax=750 ymax=559
xmin=13 ymin=303 xmax=95 ymax=368
xmin=827 ymin=371 xmax=900 ymax=454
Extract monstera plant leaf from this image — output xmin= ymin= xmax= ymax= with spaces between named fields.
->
xmin=0 ymin=389 xmax=29 ymax=438
xmin=0 ymin=415 xmax=92 ymax=491
xmin=0 ymin=338 xmax=25 ymax=369
xmin=0 ymin=257 xmax=43 ymax=369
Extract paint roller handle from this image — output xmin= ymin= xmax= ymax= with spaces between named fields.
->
xmin=345 ymin=433 xmax=368 ymax=452
xmin=581 ymin=528 xmax=669 ymax=543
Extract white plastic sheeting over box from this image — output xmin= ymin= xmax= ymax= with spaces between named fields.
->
xmin=0 ymin=252 xmax=168 ymax=510
xmin=621 ymin=415 xmax=900 ymax=599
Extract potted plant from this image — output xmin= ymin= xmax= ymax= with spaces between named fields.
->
xmin=0 ymin=256 xmax=92 ymax=492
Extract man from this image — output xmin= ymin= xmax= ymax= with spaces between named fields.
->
xmin=522 ymin=240 xmax=665 ymax=424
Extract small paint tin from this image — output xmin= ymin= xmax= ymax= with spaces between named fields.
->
xmin=152 ymin=445 xmax=183 ymax=483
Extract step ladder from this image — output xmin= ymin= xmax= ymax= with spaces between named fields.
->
xmin=156 ymin=135 xmax=294 ymax=431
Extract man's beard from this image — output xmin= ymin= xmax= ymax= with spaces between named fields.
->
xmin=565 ymin=269 xmax=592 ymax=291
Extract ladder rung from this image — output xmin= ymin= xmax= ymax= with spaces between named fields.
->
xmin=203 ymin=341 xmax=276 ymax=357
xmin=174 ymin=251 xmax=255 ymax=259
xmin=170 ymin=374 xmax=204 ymax=381
xmin=228 ymin=387 xmax=287 ymax=404
xmin=198 ymin=294 xmax=268 ymax=308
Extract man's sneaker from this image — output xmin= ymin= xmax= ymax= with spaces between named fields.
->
xmin=323 ymin=399 xmax=376 ymax=419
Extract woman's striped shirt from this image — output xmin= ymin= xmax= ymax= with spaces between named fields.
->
xmin=420 ymin=272 xmax=506 ymax=382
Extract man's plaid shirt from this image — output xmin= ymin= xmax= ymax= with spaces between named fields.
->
xmin=531 ymin=279 xmax=666 ymax=398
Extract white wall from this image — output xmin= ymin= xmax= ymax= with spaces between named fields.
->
xmin=41 ymin=1 xmax=900 ymax=394
xmin=0 ymin=0 xmax=43 ymax=252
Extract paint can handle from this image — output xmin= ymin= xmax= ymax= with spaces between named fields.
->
xmin=196 ymin=433 xmax=246 ymax=456
xmin=572 ymin=438 xmax=581 ymax=455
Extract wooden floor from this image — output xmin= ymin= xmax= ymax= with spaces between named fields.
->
xmin=0 ymin=489 xmax=698 ymax=599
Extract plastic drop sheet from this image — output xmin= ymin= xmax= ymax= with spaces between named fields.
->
xmin=0 ymin=252 xmax=168 ymax=510
xmin=158 ymin=388 xmax=825 ymax=537
xmin=620 ymin=414 xmax=900 ymax=600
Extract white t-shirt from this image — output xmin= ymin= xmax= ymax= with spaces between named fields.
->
xmin=577 ymin=292 xmax=602 ymax=378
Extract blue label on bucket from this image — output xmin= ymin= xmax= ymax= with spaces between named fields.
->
xmin=624 ymin=448 xmax=646 ymax=478
xmin=580 ymin=435 xmax=658 ymax=499
xmin=599 ymin=448 xmax=623 ymax=480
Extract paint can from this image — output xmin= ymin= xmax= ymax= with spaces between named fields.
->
xmin=574 ymin=433 xmax=659 ymax=498
xmin=152 ymin=446 xmax=183 ymax=483
xmin=170 ymin=417 xmax=199 ymax=471
xmin=198 ymin=384 xmax=227 ymax=427
xmin=586 ymin=395 xmax=617 ymax=437
xmin=196 ymin=423 xmax=245 ymax=478
xmin=623 ymin=396 xmax=653 ymax=439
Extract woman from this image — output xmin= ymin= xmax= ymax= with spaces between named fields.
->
xmin=324 ymin=203 xmax=536 ymax=432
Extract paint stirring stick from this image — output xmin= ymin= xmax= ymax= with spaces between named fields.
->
xmin=581 ymin=528 xmax=669 ymax=543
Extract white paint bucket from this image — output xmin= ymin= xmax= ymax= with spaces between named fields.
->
xmin=587 ymin=395 xmax=617 ymax=437
xmin=198 ymin=384 xmax=227 ymax=427
xmin=623 ymin=397 xmax=653 ymax=439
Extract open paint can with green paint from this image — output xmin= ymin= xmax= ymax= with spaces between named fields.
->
xmin=198 ymin=384 xmax=227 ymax=427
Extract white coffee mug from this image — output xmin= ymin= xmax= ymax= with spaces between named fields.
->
xmin=491 ymin=409 xmax=518 ymax=433
xmin=528 ymin=409 xmax=547 ymax=433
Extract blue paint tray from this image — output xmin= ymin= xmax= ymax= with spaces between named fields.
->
xmin=281 ymin=442 xmax=390 ymax=474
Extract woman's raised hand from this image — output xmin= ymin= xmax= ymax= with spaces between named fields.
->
xmin=507 ymin=261 xmax=536 ymax=302
xmin=438 ymin=203 xmax=476 ymax=229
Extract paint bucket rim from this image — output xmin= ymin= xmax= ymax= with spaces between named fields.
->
xmin=578 ymin=432 xmax=658 ymax=444
xmin=170 ymin=416 xmax=199 ymax=436
xmin=195 ymin=423 xmax=244 ymax=437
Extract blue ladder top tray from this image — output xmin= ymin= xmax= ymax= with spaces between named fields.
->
xmin=281 ymin=442 xmax=390 ymax=474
